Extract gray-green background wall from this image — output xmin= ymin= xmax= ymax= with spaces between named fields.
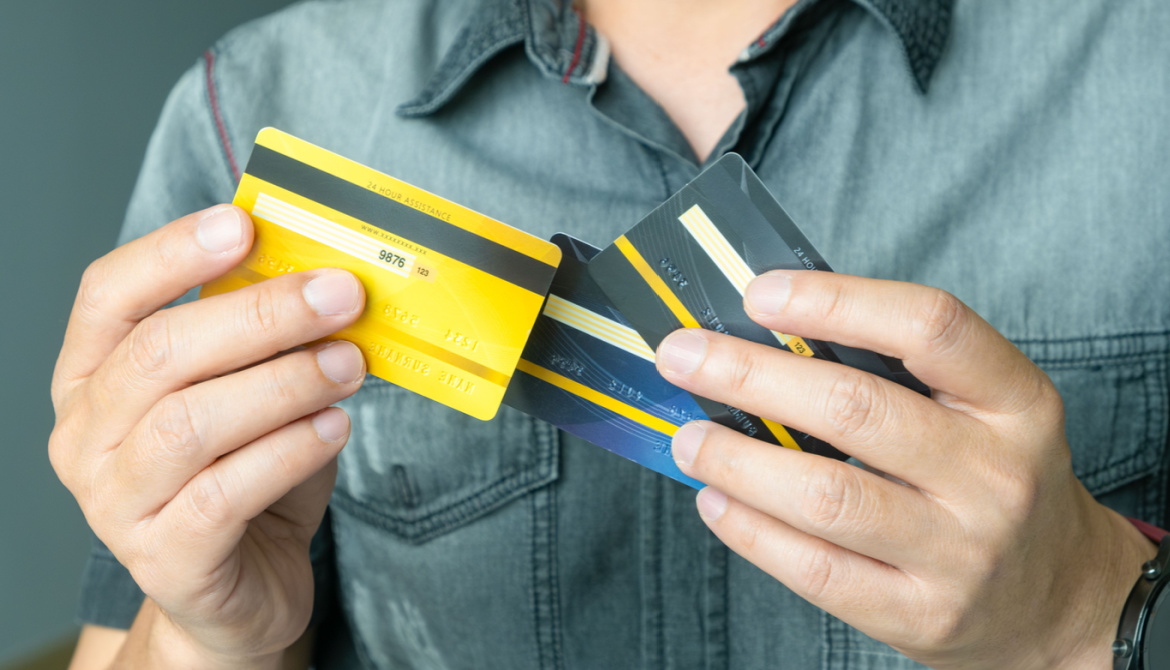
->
xmin=0 ymin=2 xmax=292 ymax=665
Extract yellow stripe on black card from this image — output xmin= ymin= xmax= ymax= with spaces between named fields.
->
xmin=614 ymin=236 xmax=701 ymax=329
xmin=516 ymin=359 xmax=679 ymax=436
xmin=761 ymin=418 xmax=803 ymax=452
xmin=612 ymin=234 xmax=801 ymax=450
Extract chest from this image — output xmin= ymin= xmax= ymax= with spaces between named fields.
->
xmin=299 ymin=4 xmax=1170 ymax=666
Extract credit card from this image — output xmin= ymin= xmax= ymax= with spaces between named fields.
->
xmin=587 ymin=153 xmax=928 ymax=459
xmin=503 ymin=234 xmax=705 ymax=489
xmin=200 ymin=128 xmax=561 ymax=420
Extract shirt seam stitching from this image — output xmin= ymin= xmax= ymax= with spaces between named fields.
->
xmin=203 ymin=49 xmax=241 ymax=182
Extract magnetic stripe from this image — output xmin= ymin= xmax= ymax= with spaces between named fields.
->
xmin=246 ymin=144 xmax=555 ymax=295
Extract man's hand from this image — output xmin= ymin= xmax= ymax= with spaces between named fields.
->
xmin=50 ymin=205 xmax=366 ymax=669
xmin=656 ymin=270 xmax=1157 ymax=669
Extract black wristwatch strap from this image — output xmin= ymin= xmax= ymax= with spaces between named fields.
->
xmin=1113 ymin=534 xmax=1170 ymax=669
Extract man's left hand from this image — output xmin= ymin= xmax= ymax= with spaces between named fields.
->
xmin=656 ymin=270 xmax=1156 ymax=669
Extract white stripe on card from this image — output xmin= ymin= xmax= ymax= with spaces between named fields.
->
xmin=677 ymin=204 xmax=796 ymax=350
xmin=253 ymin=192 xmax=415 ymax=278
xmin=543 ymin=295 xmax=657 ymax=363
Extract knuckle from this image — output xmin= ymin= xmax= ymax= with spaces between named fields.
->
xmin=264 ymin=431 xmax=301 ymax=481
xmin=47 ymin=413 xmax=97 ymax=497
xmin=910 ymin=290 xmax=968 ymax=355
xmin=993 ymin=469 xmax=1044 ymax=525
xmin=800 ymin=464 xmax=862 ymax=534
xmin=150 ymin=228 xmax=186 ymax=273
xmin=814 ymin=279 xmax=852 ymax=324
xmin=917 ymin=606 xmax=968 ymax=650
xmin=796 ymin=542 xmax=840 ymax=602
xmin=259 ymin=359 xmax=302 ymax=407
xmin=75 ymin=259 xmax=112 ymax=320
xmin=1036 ymin=378 xmax=1065 ymax=422
xmin=823 ymin=372 xmax=883 ymax=440
xmin=46 ymin=424 xmax=75 ymax=484
xmin=186 ymin=469 xmax=235 ymax=530
xmin=49 ymin=374 xmax=70 ymax=410
xmin=145 ymin=393 xmax=205 ymax=464
xmin=733 ymin=511 xmax=768 ymax=554
xmin=241 ymin=283 xmax=284 ymax=339
xmin=963 ymin=545 xmax=1002 ymax=590
xmin=124 ymin=314 xmax=174 ymax=380
xmin=725 ymin=345 xmax=765 ymax=398
xmin=975 ymin=443 xmax=1047 ymax=525
xmin=913 ymin=584 xmax=981 ymax=652
xmin=704 ymin=440 xmax=739 ymax=483
xmin=1021 ymin=373 xmax=1065 ymax=429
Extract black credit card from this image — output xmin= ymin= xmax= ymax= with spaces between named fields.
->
xmin=587 ymin=154 xmax=928 ymax=459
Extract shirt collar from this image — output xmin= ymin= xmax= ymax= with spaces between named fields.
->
xmin=858 ymin=0 xmax=954 ymax=92
xmin=396 ymin=0 xmax=953 ymax=118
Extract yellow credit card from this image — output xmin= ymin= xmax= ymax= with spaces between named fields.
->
xmin=200 ymin=128 xmax=562 ymax=420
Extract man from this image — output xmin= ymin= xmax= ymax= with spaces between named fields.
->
xmin=53 ymin=0 xmax=1169 ymax=668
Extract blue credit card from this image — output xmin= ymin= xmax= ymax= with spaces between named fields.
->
xmin=502 ymin=234 xmax=705 ymax=489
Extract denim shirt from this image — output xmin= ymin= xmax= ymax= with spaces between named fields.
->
xmin=78 ymin=0 xmax=1170 ymax=668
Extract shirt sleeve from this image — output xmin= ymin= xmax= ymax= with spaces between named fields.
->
xmin=75 ymin=532 xmax=145 ymax=629
xmin=74 ymin=51 xmax=336 ymax=630
xmin=118 ymin=53 xmax=238 ymax=247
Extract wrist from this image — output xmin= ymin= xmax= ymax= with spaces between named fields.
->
xmin=1050 ymin=507 xmax=1160 ymax=669
xmin=117 ymin=599 xmax=285 ymax=670
xmin=1113 ymin=524 xmax=1170 ymax=669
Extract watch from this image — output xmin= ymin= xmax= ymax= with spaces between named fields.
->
xmin=1113 ymin=522 xmax=1170 ymax=670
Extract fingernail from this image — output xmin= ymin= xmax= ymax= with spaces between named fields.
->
xmin=312 ymin=407 xmax=349 ymax=442
xmin=745 ymin=272 xmax=792 ymax=315
xmin=317 ymin=341 xmax=365 ymax=383
xmin=672 ymin=422 xmax=706 ymax=468
xmin=196 ymin=206 xmax=244 ymax=254
xmin=696 ymin=487 xmax=728 ymax=522
xmin=657 ymin=330 xmax=708 ymax=375
xmin=303 ymin=272 xmax=361 ymax=316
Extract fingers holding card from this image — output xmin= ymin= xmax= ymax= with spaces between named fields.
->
xmin=211 ymin=136 xmax=930 ymax=485
xmin=201 ymin=129 xmax=561 ymax=420
xmin=586 ymin=153 xmax=928 ymax=461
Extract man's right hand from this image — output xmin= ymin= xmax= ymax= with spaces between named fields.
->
xmin=50 ymin=205 xmax=367 ymax=669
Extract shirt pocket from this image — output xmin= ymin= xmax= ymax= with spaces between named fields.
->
xmin=1019 ymin=334 xmax=1169 ymax=524
xmin=329 ymin=377 xmax=559 ymax=544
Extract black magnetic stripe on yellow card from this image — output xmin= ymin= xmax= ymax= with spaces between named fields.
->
xmin=246 ymin=144 xmax=555 ymax=295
